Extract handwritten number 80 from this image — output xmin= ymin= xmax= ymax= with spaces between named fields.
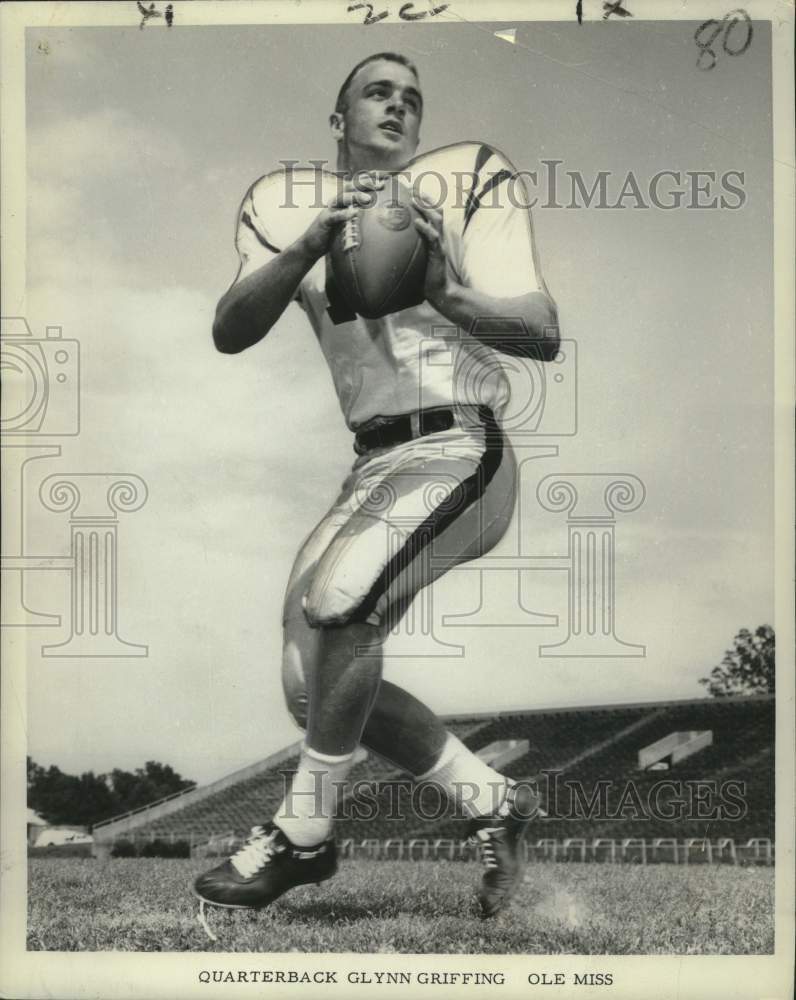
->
xmin=694 ymin=9 xmax=753 ymax=71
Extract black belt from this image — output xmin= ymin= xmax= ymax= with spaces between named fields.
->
xmin=354 ymin=406 xmax=492 ymax=455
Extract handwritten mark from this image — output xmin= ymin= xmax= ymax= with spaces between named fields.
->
xmin=136 ymin=1 xmax=173 ymax=29
xmin=347 ymin=1 xmax=449 ymax=24
xmin=576 ymin=0 xmax=583 ymax=25
xmin=603 ymin=1 xmax=633 ymax=19
xmin=398 ymin=2 xmax=449 ymax=19
xmin=137 ymin=1 xmax=162 ymax=29
xmin=694 ymin=9 xmax=752 ymax=71
xmin=347 ymin=2 xmax=389 ymax=25
xmin=37 ymin=40 xmax=51 ymax=55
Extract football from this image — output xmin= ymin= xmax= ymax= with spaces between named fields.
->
xmin=329 ymin=180 xmax=428 ymax=320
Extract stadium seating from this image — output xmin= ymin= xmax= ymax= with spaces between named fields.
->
xmin=94 ymin=696 xmax=774 ymax=849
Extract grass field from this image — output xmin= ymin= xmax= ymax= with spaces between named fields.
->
xmin=28 ymin=859 xmax=774 ymax=954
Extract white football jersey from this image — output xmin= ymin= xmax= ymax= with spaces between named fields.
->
xmin=232 ymin=142 xmax=546 ymax=430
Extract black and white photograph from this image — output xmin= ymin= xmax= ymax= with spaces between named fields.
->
xmin=0 ymin=1 xmax=793 ymax=998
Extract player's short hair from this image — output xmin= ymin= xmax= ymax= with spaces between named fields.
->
xmin=335 ymin=52 xmax=420 ymax=115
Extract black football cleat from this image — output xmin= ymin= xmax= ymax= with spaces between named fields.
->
xmin=467 ymin=782 xmax=541 ymax=919
xmin=193 ymin=823 xmax=337 ymax=910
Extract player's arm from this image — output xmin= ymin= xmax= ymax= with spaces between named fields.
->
xmin=419 ymin=276 xmax=558 ymax=361
xmin=213 ymin=242 xmax=316 ymax=354
xmin=213 ymin=177 xmax=382 ymax=354
xmin=413 ymin=176 xmax=559 ymax=361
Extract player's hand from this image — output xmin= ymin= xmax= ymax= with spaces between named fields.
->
xmin=298 ymin=175 xmax=385 ymax=262
xmin=412 ymin=196 xmax=455 ymax=311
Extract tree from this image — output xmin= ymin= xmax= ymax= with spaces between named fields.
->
xmin=700 ymin=625 xmax=775 ymax=697
xmin=27 ymin=758 xmax=194 ymax=828
xmin=108 ymin=761 xmax=193 ymax=814
xmin=27 ymin=756 xmax=44 ymax=788
xmin=27 ymin=762 xmax=114 ymax=827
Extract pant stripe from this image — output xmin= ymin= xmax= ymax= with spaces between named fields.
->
xmin=354 ymin=408 xmax=504 ymax=624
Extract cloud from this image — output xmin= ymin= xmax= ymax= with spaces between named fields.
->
xmin=29 ymin=107 xmax=188 ymax=186
xmin=27 ymin=108 xmax=191 ymax=292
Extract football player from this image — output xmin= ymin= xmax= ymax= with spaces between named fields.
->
xmin=195 ymin=52 xmax=559 ymax=920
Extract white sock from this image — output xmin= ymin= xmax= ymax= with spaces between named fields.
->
xmin=416 ymin=732 xmax=510 ymax=819
xmin=274 ymin=745 xmax=356 ymax=847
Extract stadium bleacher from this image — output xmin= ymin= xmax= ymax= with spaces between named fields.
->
xmin=92 ymin=695 xmax=775 ymax=853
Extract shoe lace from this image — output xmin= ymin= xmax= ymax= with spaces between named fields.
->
xmin=230 ymin=826 xmax=281 ymax=878
xmin=469 ymin=826 xmax=501 ymax=870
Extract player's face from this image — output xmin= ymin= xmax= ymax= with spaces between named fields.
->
xmin=335 ymin=59 xmax=422 ymax=171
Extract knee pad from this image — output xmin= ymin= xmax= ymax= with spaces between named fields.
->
xmin=301 ymin=534 xmax=385 ymax=628
xmin=301 ymin=586 xmax=379 ymax=628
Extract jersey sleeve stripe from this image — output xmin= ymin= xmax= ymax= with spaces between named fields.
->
xmin=472 ymin=143 xmax=494 ymax=177
xmin=241 ymin=210 xmax=282 ymax=255
xmin=462 ymin=169 xmax=514 ymax=232
xmin=462 ymin=143 xmax=495 ymax=228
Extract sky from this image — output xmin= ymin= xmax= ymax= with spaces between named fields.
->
xmin=17 ymin=17 xmax=774 ymax=786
